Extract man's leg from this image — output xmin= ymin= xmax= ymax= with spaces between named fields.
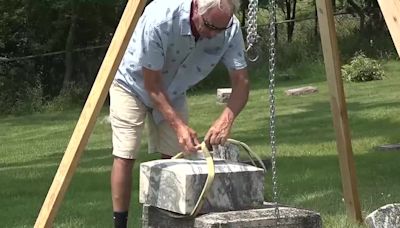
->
xmin=109 ymin=82 xmax=147 ymax=228
xmin=111 ymin=157 xmax=134 ymax=228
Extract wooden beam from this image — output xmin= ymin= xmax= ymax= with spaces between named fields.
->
xmin=316 ymin=0 xmax=362 ymax=223
xmin=34 ymin=0 xmax=147 ymax=227
xmin=377 ymin=0 xmax=400 ymax=57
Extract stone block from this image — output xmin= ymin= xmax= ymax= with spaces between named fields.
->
xmin=142 ymin=203 xmax=322 ymax=228
xmin=366 ymin=203 xmax=400 ymax=228
xmin=211 ymin=143 xmax=270 ymax=170
xmin=216 ymin=88 xmax=232 ymax=104
xmin=285 ymin=86 xmax=318 ymax=96
xmin=211 ymin=143 xmax=240 ymax=161
xmin=139 ymin=159 xmax=264 ymax=214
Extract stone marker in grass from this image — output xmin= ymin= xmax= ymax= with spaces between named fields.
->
xmin=285 ymin=86 xmax=318 ymax=96
xmin=376 ymin=144 xmax=400 ymax=152
xmin=216 ymin=88 xmax=232 ymax=104
xmin=365 ymin=203 xmax=400 ymax=228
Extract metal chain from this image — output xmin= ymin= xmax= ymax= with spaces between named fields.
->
xmin=268 ymin=0 xmax=280 ymax=226
xmin=245 ymin=0 xmax=259 ymax=62
xmin=246 ymin=0 xmax=279 ymax=223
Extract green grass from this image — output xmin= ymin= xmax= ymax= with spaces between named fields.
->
xmin=1 ymin=60 xmax=400 ymax=227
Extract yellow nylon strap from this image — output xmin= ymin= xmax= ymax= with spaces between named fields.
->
xmin=172 ymin=142 xmax=215 ymax=217
xmin=226 ymin=138 xmax=267 ymax=171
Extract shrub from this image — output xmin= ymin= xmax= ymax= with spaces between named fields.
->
xmin=10 ymin=80 xmax=45 ymax=114
xmin=0 ymin=61 xmax=45 ymax=115
xmin=44 ymin=82 xmax=86 ymax=112
xmin=341 ymin=52 xmax=384 ymax=82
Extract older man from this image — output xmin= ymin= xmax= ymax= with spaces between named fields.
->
xmin=109 ymin=0 xmax=249 ymax=227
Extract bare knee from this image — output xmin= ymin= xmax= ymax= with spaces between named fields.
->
xmin=111 ymin=157 xmax=135 ymax=183
xmin=113 ymin=156 xmax=135 ymax=169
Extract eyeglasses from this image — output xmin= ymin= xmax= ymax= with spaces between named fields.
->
xmin=202 ymin=16 xmax=233 ymax=31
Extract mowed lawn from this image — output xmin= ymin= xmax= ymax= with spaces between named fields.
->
xmin=0 ymin=61 xmax=399 ymax=227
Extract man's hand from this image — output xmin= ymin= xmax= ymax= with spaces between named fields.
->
xmin=204 ymin=68 xmax=249 ymax=149
xmin=204 ymin=114 xmax=233 ymax=149
xmin=174 ymin=122 xmax=200 ymax=153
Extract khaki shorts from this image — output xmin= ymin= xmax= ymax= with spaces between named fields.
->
xmin=109 ymin=82 xmax=188 ymax=159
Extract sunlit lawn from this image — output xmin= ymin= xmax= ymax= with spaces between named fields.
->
xmin=1 ymin=61 xmax=399 ymax=227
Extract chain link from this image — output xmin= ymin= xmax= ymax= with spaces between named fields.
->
xmin=246 ymin=0 xmax=279 ymax=224
xmin=268 ymin=0 xmax=280 ymax=226
xmin=245 ymin=0 xmax=259 ymax=62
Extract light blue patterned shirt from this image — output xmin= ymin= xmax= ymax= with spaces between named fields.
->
xmin=115 ymin=0 xmax=247 ymax=123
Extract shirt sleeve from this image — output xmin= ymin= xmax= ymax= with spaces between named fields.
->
xmin=139 ymin=23 xmax=165 ymax=71
xmin=221 ymin=26 xmax=248 ymax=71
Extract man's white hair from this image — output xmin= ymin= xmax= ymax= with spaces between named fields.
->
xmin=197 ymin=0 xmax=241 ymax=15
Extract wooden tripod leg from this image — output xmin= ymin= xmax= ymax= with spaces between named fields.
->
xmin=316 ymin=0 xmax=362 ymax=223
xmin=34 ymin=0 xmax=147 ymax=227
xmin=377 ymin=0 xmax=400 ymax=57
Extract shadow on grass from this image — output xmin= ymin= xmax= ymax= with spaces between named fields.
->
xmin=0 ymin=110 xmax=79 ymax=125
xmin=233 ymin=100 xmax=400 ymax=150
xmin=0 ymin=145 xmax=161 ymax=227
xmin=263 ymin=152 xmax=400 ymax=220
xmin=0 ymin=107 xmax=111 ymax=128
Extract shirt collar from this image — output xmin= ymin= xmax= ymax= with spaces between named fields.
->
xmin=180 ymin=0 xmax=192 ymax=36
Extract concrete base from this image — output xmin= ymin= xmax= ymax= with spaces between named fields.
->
xmin=142 ymin=203 xmax=322 ymax=228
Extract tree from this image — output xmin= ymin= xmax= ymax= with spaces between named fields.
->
xmin=280 ymin=0 xmax=297 ymax=43
xmin=345 ymin=0 xmax=383 ymax=33
xmin=0 ymin=0 xmax=123 ymax=113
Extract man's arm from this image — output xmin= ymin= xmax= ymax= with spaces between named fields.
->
xmin=204 ymin=68 xmax=249 ymax=147
xmin=143 ymin=67 xmax=199 ymax=153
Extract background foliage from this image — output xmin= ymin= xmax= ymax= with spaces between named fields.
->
xmin=0 ymin=0 xmax=397 ymax=114
xmin=0 ymin=0 xmax=125 ymax=114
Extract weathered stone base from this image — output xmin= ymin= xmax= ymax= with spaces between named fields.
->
xmin=142 ymin=203 xmax=322 ymax=228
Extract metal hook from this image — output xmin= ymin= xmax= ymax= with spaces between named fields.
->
xmin=245 ymin=44 xmax=259 ymax=62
